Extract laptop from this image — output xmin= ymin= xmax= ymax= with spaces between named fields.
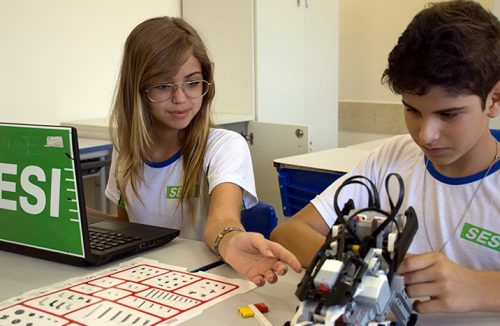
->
xmin=0 ymin=122 xmax=179 ymax=266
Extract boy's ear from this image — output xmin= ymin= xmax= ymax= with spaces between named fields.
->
xmin=486 ymin=80 xmax=500 ymax=118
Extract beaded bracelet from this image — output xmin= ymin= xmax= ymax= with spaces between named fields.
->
xmin=213 ymin=226 xmax=245 ymax=261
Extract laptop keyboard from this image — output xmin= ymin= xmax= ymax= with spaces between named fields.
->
xmin=89 ymin=230 xmax=141 ymax=251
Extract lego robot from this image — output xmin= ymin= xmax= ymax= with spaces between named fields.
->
xmin=289 ymin=173 xmax=419 ymax=326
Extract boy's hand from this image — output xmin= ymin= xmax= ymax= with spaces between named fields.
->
xmin=398 ymin=252 xmax=482 ymax=313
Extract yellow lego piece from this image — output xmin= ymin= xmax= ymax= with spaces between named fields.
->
xmin=238 ymin=306 xmax=254 ymax=318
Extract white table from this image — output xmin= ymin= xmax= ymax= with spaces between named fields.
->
xmin=187 ymin=264 xmax=500 ymax=326
xmin=0 ymin=238 xmax=215 ymax=302
xmin=273 ymin=135 xmax=398 ymax=174
xmin=273 ymin=147 xmax=373 ymax=216
xmin=2 ymin=239 xmax=499 ymax=325
xmin=274 ymin=147 xmax=371 ymax=174
xmin=183 ymin=263 xmax=302 ymax=326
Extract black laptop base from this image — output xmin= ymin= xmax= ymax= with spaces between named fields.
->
xmin=0 ymin=224 xmax=179 ymax=267
xmin=85 ymin=218 xmax=180 ymax=266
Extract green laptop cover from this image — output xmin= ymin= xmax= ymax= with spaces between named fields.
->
xmin=0 ymin=123 xmax=85 ymax=257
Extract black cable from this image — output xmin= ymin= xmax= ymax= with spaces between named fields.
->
xmin=372 ymin=174 xmax=405 ymax=238
xmin=385 ymin=173 xmax=405 ymax=213
xmin=333 ymin=175 xmax=381 ymax=218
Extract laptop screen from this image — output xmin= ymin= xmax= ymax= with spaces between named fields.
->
xmin=0 ymin=123 xmax=86 ymax=258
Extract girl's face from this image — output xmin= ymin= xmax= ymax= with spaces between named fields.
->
xmin=147 ymin=55 xmax=204 ymax=134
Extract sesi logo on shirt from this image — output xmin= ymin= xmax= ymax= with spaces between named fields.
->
xmin=460 ymin=222 xmax=500 ymax=252
xmin=166 ymin=185 xmax=200 ymax=199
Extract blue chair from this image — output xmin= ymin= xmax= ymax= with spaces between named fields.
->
xmin=241 ymin=201 xmax=278 ymax=239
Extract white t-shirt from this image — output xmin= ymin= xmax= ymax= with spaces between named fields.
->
xmin=312 ymin=134 xmax=500 ymax=271
xmin=105 ymin=128 xmax=258 ymax=240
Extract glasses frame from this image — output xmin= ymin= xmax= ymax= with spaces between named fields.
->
xmin=145 ymin=80 xmax=211 ymax=103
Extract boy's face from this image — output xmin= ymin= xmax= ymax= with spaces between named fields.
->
xmin=402 ymin=85 xmax=499 ymax=177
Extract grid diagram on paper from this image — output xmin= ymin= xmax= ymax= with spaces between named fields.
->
xmin=0 ymin=261 xmax=253 ymax=325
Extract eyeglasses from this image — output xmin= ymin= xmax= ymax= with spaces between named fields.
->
xmin=145 ymin=80 xmax=210 ymax=103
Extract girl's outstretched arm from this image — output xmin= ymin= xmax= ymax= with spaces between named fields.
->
xmin=204 ymin=183 xmax=301 ymax=286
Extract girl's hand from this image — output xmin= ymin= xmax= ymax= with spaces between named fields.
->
xmin=223 ymin=232 xmax=302 ymax=286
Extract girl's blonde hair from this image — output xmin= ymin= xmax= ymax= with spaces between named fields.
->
xmin=110 ymin=16 xmax=215 ymax=214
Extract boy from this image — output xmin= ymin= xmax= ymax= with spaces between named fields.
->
xmin=271 ymin=0 xmax=500 ymax=314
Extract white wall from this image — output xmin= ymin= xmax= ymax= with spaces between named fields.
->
xmin=339 ymin=0 xmax=423 ymax=103
xmin=0 ymin=0 xmax=180 ymax=125
xmin=339 ymin=0 xmax=498 ymax=129
xmin=2 ymin=1 xmax=498 ymax=130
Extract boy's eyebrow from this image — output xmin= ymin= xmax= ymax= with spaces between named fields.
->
xmin=401 ymin=100 xmax=417 ymax=110
xmin=401 ymin=100 xmax=466 ymax=113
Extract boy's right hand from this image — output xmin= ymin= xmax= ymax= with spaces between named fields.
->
xmin=398 ymin=252 xmax=497 ymax=313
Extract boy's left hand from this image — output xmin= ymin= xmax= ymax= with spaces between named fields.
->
xmin=398 ymin=252 xmax=484 ymax=313
xmin=223 ymin=232 xmax=302 ymax=286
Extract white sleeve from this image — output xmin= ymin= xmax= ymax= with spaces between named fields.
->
xmin=104 ymin=148 xmax=121 ymax=205
xmin=311 ymin=152 xmax=379 ymax=227
xmin=311 ymin=135 xmax=417 ymax=228
xmin=204 ymin=130 xmax=258 ymax=209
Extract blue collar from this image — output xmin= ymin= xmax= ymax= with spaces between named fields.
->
xmin=425 ymin=157 xmax=500 ymax=185
xmin=145 ymin=150 xmax=182 ymax=168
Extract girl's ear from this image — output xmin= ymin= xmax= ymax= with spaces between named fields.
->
xmin=486 ymin=80 xmax=500 ymax=118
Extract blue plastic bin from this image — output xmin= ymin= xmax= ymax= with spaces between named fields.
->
xmin=277 ymin=167 xmax=344 ymax=217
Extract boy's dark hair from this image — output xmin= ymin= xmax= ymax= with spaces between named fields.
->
xmin=382 ymin=0 xmax=500 ymax=107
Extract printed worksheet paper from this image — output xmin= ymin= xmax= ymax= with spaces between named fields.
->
xmin=0 ymin=258 xmax=255 ymax=325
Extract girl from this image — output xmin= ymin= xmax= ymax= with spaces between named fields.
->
xmin=104 ymin=16 xmax=300 ymax=286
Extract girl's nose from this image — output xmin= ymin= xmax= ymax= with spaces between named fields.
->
xmin=171 ymin=85 xmax=187 ymax=103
